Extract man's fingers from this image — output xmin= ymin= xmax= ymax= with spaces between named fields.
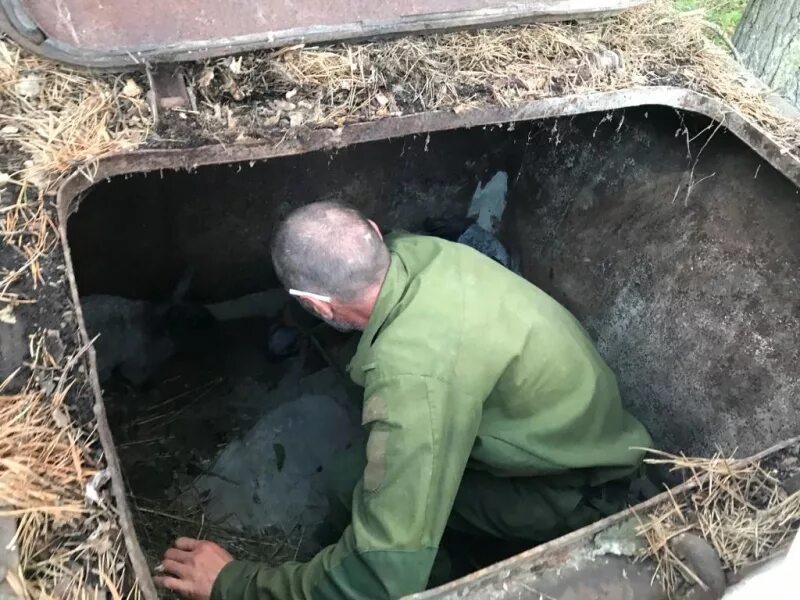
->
xmin=160 ymin=559 xmax=191 ymax=579
xmin=175 ymin=537 xmax=201 ymax=551
xmin=154 ymin=575 xmax=191 ymax=595
xmin=164 ymin=547 xmax=193 ymax=563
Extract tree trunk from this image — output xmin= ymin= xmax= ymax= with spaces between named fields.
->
xmin=733 ymin=0 xmax=800 ymax=108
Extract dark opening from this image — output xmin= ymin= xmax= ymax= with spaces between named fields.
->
xmin=67 ymin=106 xmax=800 ymax=584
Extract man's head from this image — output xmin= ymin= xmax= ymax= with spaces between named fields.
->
xmin=271 ymin=201 xmax=390 ymax=331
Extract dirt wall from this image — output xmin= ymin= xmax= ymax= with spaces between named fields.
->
xmin=68 ymin=106 xmax=800 ymax=456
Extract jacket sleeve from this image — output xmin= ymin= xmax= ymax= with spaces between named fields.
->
xmin=211 ymin=374 xmax=481 ymax=600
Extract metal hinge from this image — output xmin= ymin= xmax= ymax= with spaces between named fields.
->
xmin=146 ymin=64 xmax=195 ymax=127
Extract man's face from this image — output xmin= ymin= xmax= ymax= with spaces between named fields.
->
xmin=319 ymin=314 xmax=357 ymax=333
xmin=300 ymin=301 xmax=359 ymax=332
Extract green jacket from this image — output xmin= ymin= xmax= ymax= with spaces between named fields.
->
xmin=212 ymin=233 xmax=651 ymax=600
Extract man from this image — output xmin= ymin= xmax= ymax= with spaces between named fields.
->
xmin=157 ymin=201 xmax=653 ymax=600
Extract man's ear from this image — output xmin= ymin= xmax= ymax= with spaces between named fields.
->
xmin=302 ymin=297 xmax=334 ymax=320
xmin=368 ymin=219 xmax=383 ymax=240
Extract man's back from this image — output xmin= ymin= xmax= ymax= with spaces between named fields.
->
xmin=207 ymin=211 xmax=655 ymax=600
xmin=349 ymin=232 xmax=651 ymax=484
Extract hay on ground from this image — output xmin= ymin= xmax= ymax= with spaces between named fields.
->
xmin=637 ymin=449 xmax=800 ymax=598
xmin=0 ymin=34 xmax=150 ymax=600
xmin=0 ymin=361 xmax=130 ymax=599
xmin=0 ymin=42 xmax=148 ymax=191
xmin=189 ymin=0 xmax=800 ymax=156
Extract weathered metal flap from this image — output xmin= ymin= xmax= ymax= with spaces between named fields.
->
xmin=0 ymin=0 xmax=646 ymax=68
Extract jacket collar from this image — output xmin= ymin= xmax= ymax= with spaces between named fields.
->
xmin=347 ymin=251 xmax=408 ymax=385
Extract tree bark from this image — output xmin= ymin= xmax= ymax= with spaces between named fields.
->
xmin=733 ymin=0 xmax=800 ymax=108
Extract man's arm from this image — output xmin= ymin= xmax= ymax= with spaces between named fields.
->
xmin=207 ymin=374 xmax=480 ymax=600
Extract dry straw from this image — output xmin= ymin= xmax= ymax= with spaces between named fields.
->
xmin=637 ymin=449 xmax=800 ymax=597
xmin=0 ymin=363 xmax=130 ymax=599
xmin=0 ymin=44 xmax=147 ymax=600
xmin=0 ymin=41 xmax=148 ymax=190
xmin=190 ymin=0 xmax=799 ymax=156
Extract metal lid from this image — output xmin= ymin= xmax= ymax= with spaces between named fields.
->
xmin=0 ymin=0 xmax=645 ymax=68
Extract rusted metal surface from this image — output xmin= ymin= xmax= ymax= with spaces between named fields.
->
xmin=57 ymin=87 xmax=800 ymax=200
xmin=146 ymin=64 xmax=192 ymax=126
xmin=55 ymin=87 xmax=800 ymax=600
xmin=56 ymin=215 xmax=159 ymax=600
xmin=0 ymin=0 xmax=647 ymax=68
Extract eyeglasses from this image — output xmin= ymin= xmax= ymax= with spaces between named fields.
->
xmin=288 ymin=288 xmax=332 ymax=303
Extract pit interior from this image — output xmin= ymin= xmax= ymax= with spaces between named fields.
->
xmin=66 ymin=106 xmax=800 ymax=585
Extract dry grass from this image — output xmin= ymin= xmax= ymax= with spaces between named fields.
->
xmin=190 ymin=0 xmax=800 ymax=156
xmin=0 ymin=35 xmax=149 ymax=599
xmin=0 ymin=37 xmax=149 ymax=307
xmin=0 ymin=336 xmax=135 ymax=599
xmin=0 ymin=41 xmax=148 ymax=191
xmin=0 ymin=389 xmax=85 ymax=516
xmin=638 ymin=449 xmax=800 ymax=597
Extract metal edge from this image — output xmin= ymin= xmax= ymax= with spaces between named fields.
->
xmin=57 ymin=87 xmax=800 ymax=199
xmin=0 ymin=0 xmax=648 ymax=69
xmin=407 ymin=434 xmax=800 ymax=599
xmin=55 ymin=198 xmax=159 ymax=599
xmin=54 ymin=86 xmax=800 ymax=599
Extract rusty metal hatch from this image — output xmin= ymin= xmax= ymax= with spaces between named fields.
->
xmin=0 ymin=0 xmax=646 ymax=68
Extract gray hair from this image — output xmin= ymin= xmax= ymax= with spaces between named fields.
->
xmin=271 ymin=201 xmax=390 ymax=302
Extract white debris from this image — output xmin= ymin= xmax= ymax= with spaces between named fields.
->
xmin=198 ymin=68 xmax=215 ymax=89
xmin=85 ymin=469 xmax=111 ymax=506
xmin=121 ymin=79 xmax=142 ymax=98
xmin=51 ymin=407 xmax=70 ymax=428
xmin=228 ymin=57 xmax=243 ymax=74
xmin=86 ymin=520 xmax=113 ymax=554
xmin=468 ymin=171 xmax=509 ymax=234
xmin=0 ymin=125 xmax=19 ymax=136
xmin=15 ymin=75 xmax=42 ymax=99
xmin=0 ymin=304 xmax=16 ymax=325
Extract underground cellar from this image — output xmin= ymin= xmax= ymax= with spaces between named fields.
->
xmin=61 ymin=102 xmax=800 ymax=597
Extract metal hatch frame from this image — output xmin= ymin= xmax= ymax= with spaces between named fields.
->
xmin=0 ymin=0 xmax=648 ymax=69
xmin=55 ymin=87 xmax=800 ymax=599
xmin=408 ymin=435 xmax=800 ymax=600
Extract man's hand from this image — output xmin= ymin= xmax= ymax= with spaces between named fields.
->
xmin=155 ymin=537 xmax=234 ymax=600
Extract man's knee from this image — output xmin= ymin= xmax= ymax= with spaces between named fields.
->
xmin=449 ymin=470 xmax=595 ymax=543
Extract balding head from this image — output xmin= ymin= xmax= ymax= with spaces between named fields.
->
xmin=271 ymin=202 xmax=390 ymax=306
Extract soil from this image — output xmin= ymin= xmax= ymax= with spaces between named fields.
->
xmin=0 ymin=167 xmax=111 ymax=591
xmin=97 ymin=297 xmax=361 ymax=575
xmin=762 ymin=440 xmax=800 ymax=489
